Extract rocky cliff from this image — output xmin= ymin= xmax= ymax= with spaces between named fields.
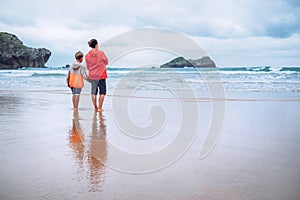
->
xmin=160 ymin=56 xmax=216 ymax=68
xmin=0 ymin=32 xmax=51 ymax=69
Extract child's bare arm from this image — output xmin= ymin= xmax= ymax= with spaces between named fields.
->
xmin=81 ymin=65 xmax=89 ymax=80
xmin=66 ymin=71 xmax=71 ymax=87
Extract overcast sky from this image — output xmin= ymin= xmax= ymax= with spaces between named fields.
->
xmin=1 ymin=0 xmax=299 ymax=67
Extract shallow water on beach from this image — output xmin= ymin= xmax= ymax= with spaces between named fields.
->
xmin=0 ymin=67 xmax=300 ymax=199
xmin=0 ymin=90 xmax=299 ymax=199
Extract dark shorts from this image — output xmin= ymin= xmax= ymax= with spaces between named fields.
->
xmin=90 ymin=79 xmax=106 ymax=95
xmin=71 ymin=87 xmax=81 ymax=95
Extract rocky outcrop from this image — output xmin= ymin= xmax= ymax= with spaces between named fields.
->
xmin=0 ymin=32 xmax=51 ymax=69
xmin=160 ymin=56 xmax=216 ymax=68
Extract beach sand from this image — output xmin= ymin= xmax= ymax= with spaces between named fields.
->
xmin=0 ymin=90 xmax=299 ymax=200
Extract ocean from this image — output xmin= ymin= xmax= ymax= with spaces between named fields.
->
xmin=0 ymin=66 xmax=300 ymax=94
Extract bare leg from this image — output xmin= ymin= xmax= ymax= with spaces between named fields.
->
xmin=91 ymin=94 xmax=98 ymax=110
xmin=72 ymin=95 xmax=77 ymax=110
xmin=72 ymin=95 xmax=80 ymax=110
xmin=98 ymin=94 xmax=105 ymax=112
xmin=74 ymin=95 xmax=80 ymax=110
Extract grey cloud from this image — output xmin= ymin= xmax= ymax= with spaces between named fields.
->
xmin=1 ymin=0 xmax=300 ymax=39
xmin=283 ymin=0 xmax=300 ymax=7
xmin=127 ymin=0 xmax=300 ymax=39
xmin=264 ymin=21 xmax=300 ymax=38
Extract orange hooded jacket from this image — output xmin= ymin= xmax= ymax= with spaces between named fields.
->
xmin=68 ymin=62 xmax=88 ymax=88
xmin=85 ymin=49 xmax=108 ymax=80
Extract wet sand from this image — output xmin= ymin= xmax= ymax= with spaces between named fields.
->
xmin=0 ymin=90 xmax=300 ymax=200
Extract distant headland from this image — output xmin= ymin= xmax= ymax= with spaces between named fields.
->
xmin=160 ymin=56 xmax=216 ymax=68
xmin=0 ymin=32 xmax=51 ymax=69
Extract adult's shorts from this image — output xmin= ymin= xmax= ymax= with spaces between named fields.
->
xmin=90 ymin=79 xmax=106 ymax=95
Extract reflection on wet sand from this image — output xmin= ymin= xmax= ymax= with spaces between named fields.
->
xmin=69 ymin=110 xmax=84 ymax=169
xmin=68 ymin=110 xmax=107 ymax=192
xmin=88 ymin=111 xmax=107 ymax=192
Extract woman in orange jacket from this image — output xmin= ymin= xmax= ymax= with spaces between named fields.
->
xmin=85 ymin=39 xmax=108 ymax=112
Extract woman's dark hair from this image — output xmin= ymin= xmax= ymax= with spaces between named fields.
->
xmin=88 ymin=39 xmax=98 ymax=48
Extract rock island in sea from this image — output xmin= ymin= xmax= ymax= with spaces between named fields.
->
xmin=160 ymin=56 xmax=216 ymax=68
xmin=0 ymin=32 xmax=51 ymax=69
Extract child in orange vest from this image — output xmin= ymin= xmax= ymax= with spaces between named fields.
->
xmin=67 ymin=51 xmax=88 ymax=110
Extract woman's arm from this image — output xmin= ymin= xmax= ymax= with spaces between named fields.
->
xmin=101 ymin=51 xmax=109 ymax=65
